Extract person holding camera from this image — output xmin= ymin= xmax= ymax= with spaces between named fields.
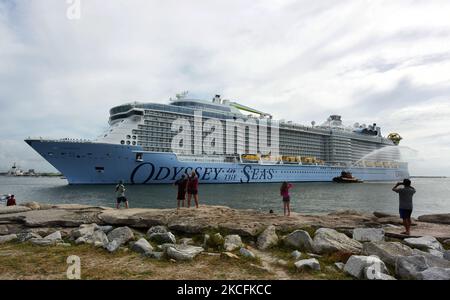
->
xmin=392 ymin=179 xmax=416 ymax=236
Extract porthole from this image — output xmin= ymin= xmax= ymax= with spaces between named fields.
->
xmin=126 ymin=135 xmax=131 ymax=139
xmin=132 ymin=135 xmax=136 ymax=139
xmin=132 ymin=141 xmax=136 ymax=145
xmin=120 ymin=140 xmax=125 ymax=145
xmin=126 ymin=141 xmax=131 ymax=145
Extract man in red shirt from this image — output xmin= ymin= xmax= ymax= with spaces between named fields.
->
xmin=6 ymin=195 xmax=16 ymax=206
xmin=187 ymin=171 xmax=199 ymax=208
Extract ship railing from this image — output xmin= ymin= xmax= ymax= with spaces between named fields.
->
xmin=27 ymin=137 xmax=93 ymax=143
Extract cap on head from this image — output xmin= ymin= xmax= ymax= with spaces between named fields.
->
xmin=403 ymin=179 xmax=411 ymax=186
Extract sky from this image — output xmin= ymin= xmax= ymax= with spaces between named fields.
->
xmin=1 ymin=0 xmax=450 ymax=175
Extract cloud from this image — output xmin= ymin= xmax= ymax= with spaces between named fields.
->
xmin=1 ymin=0 xmax=450 ymax=175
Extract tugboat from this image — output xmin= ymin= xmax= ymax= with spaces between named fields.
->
xmin=333 ymin=171 xmax=363 ymax=183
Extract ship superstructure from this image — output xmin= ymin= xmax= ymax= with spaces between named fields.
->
xmin=25 ymin=94 xmax=408 ymax=184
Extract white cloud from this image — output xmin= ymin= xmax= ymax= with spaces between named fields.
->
xmin=1 ymin=0 xmax=450 ymax=175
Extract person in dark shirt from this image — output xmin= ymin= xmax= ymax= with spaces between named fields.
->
xmin=187 ymin=171 xmax=199 ymax=208
xmin=6 ymin=195 xmax=16 ymax=206
xmin=392 ymin=179 xmax=416 ymax=236
xmin=175 ymin=174 xmax=188 ymax=210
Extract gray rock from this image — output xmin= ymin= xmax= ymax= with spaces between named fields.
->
xmin=419 ymin=267 xmax=450 ymax=280
xmin=202 ymin=234 xmax=210 ymax=248
xmin=178 ymin=238 xmax=195 ymax=246
xmin=256 ymin=225 xmax=279 ymax=250
xmin=21 ymin=202 xmax=41 ymax=210
xmin=17 ymin=231 xmax=41 ymax=243
xmin=75 ymin=236 xmax=87 ymax=245
xmin=344 ymin=255 xmax=388 ymax=279
xmin=30 ymin=238 xmax=57 ymax=246
xmin=148 ymin=232 xmax=176 ymax=244
xmin=362 ymin=241 xmax=414 ymax=266
xmin=352 ymin=228 xmax=385 ymax=242
xmin=0 ymin=206 xmax=31 ymax=215
xmin=291 ymin=250 xmax=302 ymax=260
xmin=224 ymin=235 xmax=243 ymax=251
xmin=105 ymin=239 xmax=121 ymax=252
xmin=284 ymin=230 xmax=314 ymax=251
xmin=417 ymin=213 xmax=450 ymax=225
xmin=143 ymin=251 xmax=164 ymax=260
xmin=427 ymin=249 xmax=444 ymax=258
xmin=44 ymin=231 xmax=62 ymax=242
xmin=412 ymin=249 xmax=450 ymax=268
xmin=107 ymin=226 xmax=134 ymax=245
xmin=146 ymin=225 xmax=168 ymax=235
xmin=334 ymin=262 xmax=345 ymax=271
xmin=131 ymin=238 xmax=153 ymax=254
xmin=295 ymin=258 xmax=321 ymax=271
xmin=57 ymin=242 xmax=71 ymax=247
xmin=365 ymin=270 xmax=396 ymax=280
xmin=395 ymin=255 xmax=428 ymax=280
xmin=158 ymin=243 xmax=177 ymax=252
xmin=313 ymin=228 xmax=362 ymax=254
xmin=444 ymin=250 xmax=450 ymax=261
xmin=97 ymin=225 xmax=113 ymax=234
xmin=166 ymin=245 xmax=204 ymax=261
xmin=71 ymin=224 xmax=99 ymax=239
xmin=404 ymin=236 xmax=443 ymax=252
xmin=90 ymin=230 xmax=109 ymax=247
xmin=239 ymin=247 xmax=256 ymax=259
xmin=0 ymin=234 xmax=17 ymax=244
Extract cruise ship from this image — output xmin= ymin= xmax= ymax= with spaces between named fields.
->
xmin=25 ymin=93 xmax=409 ymax=184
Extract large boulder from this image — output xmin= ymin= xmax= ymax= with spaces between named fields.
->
xmin=353 ymin=228 xmax=385 ymax=242
xmin=419 ymin=267 xmax=450 ymax=280
xmin=291 ymin=250 xmax=302 ymax=260
xmin=362 ymin=241 xmax=414 ymax=266
xmin=90 ymin=230 xmax=109 ymax=247
xmin=105 ymin=239 xmax=121 ymax=252
xmin=44 ymin=231 xmax=62 ymax=242
xmin=166 ymin=245 xmax=204 ymax=261
xmin=256 ymin=225 xmax=279 ymax=250
xmin=107 ymin=226 xmax=134 ymax=245
xmin=417 ymin=213 xmax=450 ymax=225
xmin=148 ymin=232 xmax=176 ymax=244
xmin=0 ymin=234 xmax=17 ymax=244
xmin=224 ymin=235 xmax=243 ymax=251
xmin=404 ymin=236 xmax=443 ymax=252
xmin=284 ymin=230 xmax=314 ymax=251
xmin=295 ymin=258 xmax=321 ymax=271
xmin=395 ymin=255 xmax=428 ymax=280
xmin=131 ymin=238 xmax=154 ymax=254
xmin=71 ymin=224 xmax=99 ymax=239
xmin=313 ymin=228 xmax=362 ymax=254
xmin=412 ymin=249 xmax=450 ymax=268
xmin=444 ymin=250 xmax=450 ymax=261
xmin=344 ymin=255 xmax=388 ymax=279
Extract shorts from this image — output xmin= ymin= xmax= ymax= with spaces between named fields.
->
xmin=117 ymin=196 xmax=127 ymax=203
xmin=188 ymin=189 xmax=198 ymax=195
xmin=399 ymin=208 xmax=412 ymax=219
xmin=282 ymin=196 xmax=290 ymax=202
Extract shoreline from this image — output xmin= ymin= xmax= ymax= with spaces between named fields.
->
xmin=1 ymin=202 xmax=449 ymax=280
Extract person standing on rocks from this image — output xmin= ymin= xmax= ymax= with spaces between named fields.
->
xmin=392 ymin=178 xmax=416 ymax=236
xmin=280 ymin=182 xmax=293 ymax=216
xmin=187 ymin=171 xmax=199 ymax=208
xmin=115 ymin=180 xmax=129 ymax=209
xmin=175 ymin=174 xmax=188 ymax=210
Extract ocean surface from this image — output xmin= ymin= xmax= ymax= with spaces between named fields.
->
xmin=1 ymin=176 xmax=449 ymax=217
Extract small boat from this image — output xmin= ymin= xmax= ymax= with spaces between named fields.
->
xmin=333 ymin=171 xmax=363 ymax=183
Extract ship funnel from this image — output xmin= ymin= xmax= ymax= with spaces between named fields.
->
xmin=213 ymin=94 xmax=222 ymax=104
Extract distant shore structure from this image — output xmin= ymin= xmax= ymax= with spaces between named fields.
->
xmin=25 ymin=93 xmax=409 ymax=184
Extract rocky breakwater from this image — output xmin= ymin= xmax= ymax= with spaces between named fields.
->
xmin=1 ymin=202 xmax=450 ymax=280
